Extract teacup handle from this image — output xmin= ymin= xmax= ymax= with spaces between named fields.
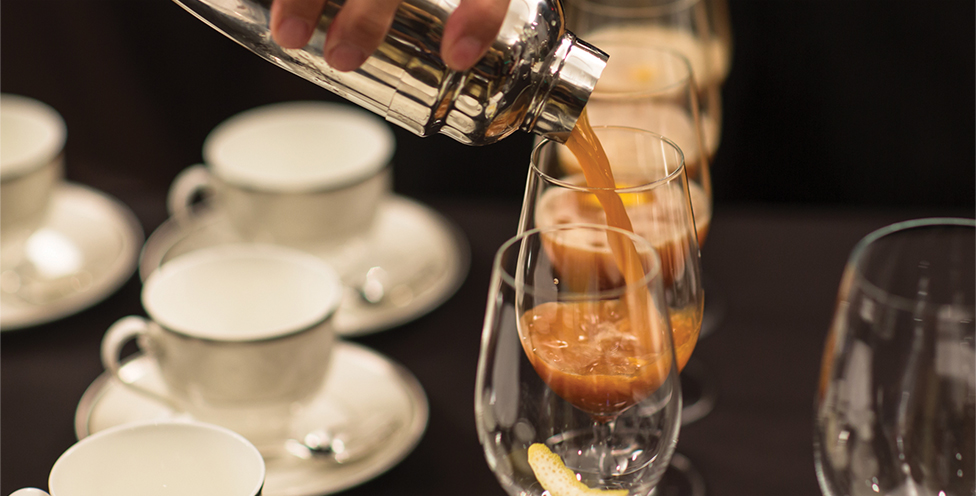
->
xmin=10 ymin=488 xmax=49 ymax=495
xmin=100 ymin=316 xmax=180 ymax=410
xmin=167 ymin=164 xmax=213 ymax=225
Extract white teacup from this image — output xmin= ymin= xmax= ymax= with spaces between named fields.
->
xmin=0 ymin=94 xmax=66 ymax=270
xmin=167 ymin=101 xmax=395 ymax=261
xmin=10 ymin=420 xmax=265 ymax=496
xmin=101 ymin=243 xmax=344 ymax=450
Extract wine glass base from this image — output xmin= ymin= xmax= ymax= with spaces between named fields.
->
xmin=680 ymin=357 xmax=718 ymax=426
xmin=652 ymin=453 xmax=707 ymax=496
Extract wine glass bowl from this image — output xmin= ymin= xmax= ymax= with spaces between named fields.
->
xmin=569 ymin=43 xmax=713 ymax=245
xmin=815 ymin=218 xmax=976 ymax=496
xmin=522 ymin=126 xmax=704 ymax=372
xmin=476 ymin=224 xmax=681 ymax=495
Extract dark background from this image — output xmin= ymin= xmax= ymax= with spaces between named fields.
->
xmin=1 ymin=0 xmax=973 ymax=213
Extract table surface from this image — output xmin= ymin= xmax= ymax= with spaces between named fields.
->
xmin=2 ymin=188 xmax=970 ymax=495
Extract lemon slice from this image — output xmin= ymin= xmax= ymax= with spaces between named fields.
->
xmin=527 ymin=443 xmax=629 ymax=496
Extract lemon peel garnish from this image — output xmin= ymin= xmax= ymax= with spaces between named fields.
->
xmin=527 ymin=443 xmax=629 ymax=496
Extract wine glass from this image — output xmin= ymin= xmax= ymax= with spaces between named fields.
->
xmin=476 ymin=223 xmax=681 ymax=494
xmin=578 ymin=40 xmax=720 ymax=428
xmin=574 ymin=33 xmax=725 ymax=438
xmin=565 ymin=0 xmax=728 ymax=154
xmin=815 ymin=218 xmax=975 ymax=496
xmin=580 ymin=42 xmax=712 ymax=249
xmin=521 ymin=126 xmax=704 ymax=382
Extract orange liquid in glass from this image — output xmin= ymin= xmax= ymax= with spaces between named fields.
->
xmin=519 ymin=299 xmax=671 ymax=422
xmin=519 ymin=301 xmax=701 ymax=421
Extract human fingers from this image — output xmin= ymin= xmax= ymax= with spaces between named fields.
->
xmin=270 ymin=0 xmax=327 ymax=49
xmin=440 ymin=0 xmax=510 ymax=71
xmin=322 ymin=0 xmax=402 ymax=71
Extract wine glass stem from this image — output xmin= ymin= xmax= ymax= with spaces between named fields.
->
xmin=594 ymin=418 xmax=618 ymax=482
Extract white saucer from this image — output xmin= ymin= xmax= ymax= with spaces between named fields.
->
xmin=0 ymin=183 xmax=144 ymax=331
xmin=139 ymin=195 xmax=469 ymax=336
xmin=75 ymin=341 xmax=429 ymax=496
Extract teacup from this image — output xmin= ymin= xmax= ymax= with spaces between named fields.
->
xmin=0 ymin=94 xmax=66 ymax=270
xmin=100 ymin=243 xmax=344 ymax=450
xmin=9 ymin=420 xmax=265 ymax=496
xmin=167 ymin=101 xmax=395 ymax=272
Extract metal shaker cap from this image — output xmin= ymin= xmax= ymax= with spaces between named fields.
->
xmin=523 ymin=34 xmax=609 ymax=143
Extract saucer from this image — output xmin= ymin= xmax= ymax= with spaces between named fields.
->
xmin=0 ymin=183 xmax=143 ymax=331
xmin=139 ymin=195 xmax=469 ymax=336
xmin=76 ymin=341 xmax=429 ymax=496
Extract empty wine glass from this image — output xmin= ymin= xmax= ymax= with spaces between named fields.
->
xmin=815 ymin=218 xmax=975 ymax=496
xmin=476 ymin=223 xmax=681 ymax=494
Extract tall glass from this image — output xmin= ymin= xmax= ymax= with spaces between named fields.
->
xmin=564 ymin=0 xmax=728 ymax=154
xmin=815 ymin=218 xmax=975 ymax=496
xmin=476 ymin=224 xmax=681 ymax=494
xmin=521 ymin=126 xmax=704 ymax=372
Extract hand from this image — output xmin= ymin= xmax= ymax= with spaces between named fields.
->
xmin=270 ymin=0 xmax=510 ymax=72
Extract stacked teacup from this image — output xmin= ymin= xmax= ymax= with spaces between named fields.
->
xmin=101 ymin=243 xmax=345 ymax=451
xmin=10 ymin=420 xmax=267 ymax=496
xmin=0 ymin=94 xmax=65 ymax=273
xmin=0 ymin=94 xmax=144 ymax=330
xmin=166 ymin=101 xmax=395 ymax=283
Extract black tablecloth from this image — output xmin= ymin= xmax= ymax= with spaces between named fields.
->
xmin=3 ymin=192 xmax=969 ymax=495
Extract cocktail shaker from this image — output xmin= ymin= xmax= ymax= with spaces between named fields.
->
xmin=171 ymin=0 xmax=608 ymax=144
